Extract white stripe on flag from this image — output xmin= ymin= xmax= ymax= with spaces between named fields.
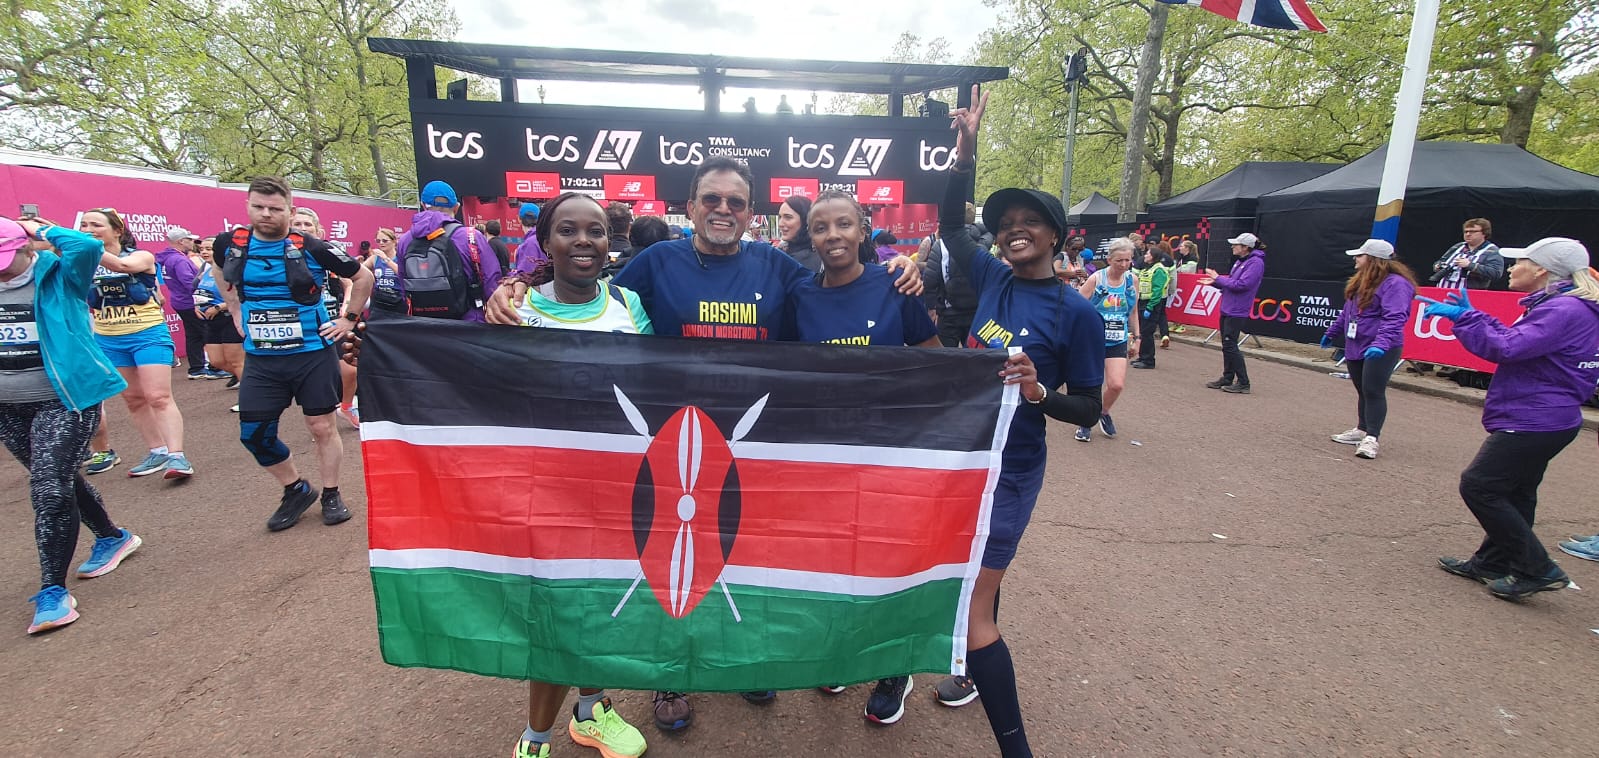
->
xmin=370 ymin=548 xmax=968 ymax=597
xmin=361 ymin=420 xmax=994 ymax=471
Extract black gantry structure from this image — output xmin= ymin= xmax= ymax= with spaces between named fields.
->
xmin=368 ymin=38 xmax=1010 ymax=115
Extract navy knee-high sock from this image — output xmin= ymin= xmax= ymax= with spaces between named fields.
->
xmin=968 ymin=637 xmax=1031 ymax=757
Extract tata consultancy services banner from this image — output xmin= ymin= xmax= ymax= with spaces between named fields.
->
xmin=410 ymin=100 xmax=957 ymax=211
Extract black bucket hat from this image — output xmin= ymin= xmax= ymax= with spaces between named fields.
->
xmin=981 ymin=188 xmax=1069 ymax=253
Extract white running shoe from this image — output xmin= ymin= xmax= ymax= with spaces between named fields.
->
xmin=1331 ymin=428 xmax=1367 ymax=445
xmin=1355 ymin=436 xmax=1379 ymax=459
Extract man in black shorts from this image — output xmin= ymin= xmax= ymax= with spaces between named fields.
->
xmin=212 ymin=176 xmax=373 ymax=531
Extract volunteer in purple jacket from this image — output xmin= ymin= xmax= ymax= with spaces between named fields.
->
xmin=393 ymin=181 xmax=502 ymax=322
xmin=155 ymin=227 xmax=221 ymax=380
xmin=1322 ymin=239 xmax=1416 ymax=461
xmin=1199 ymin=233 xmax=1265 ymax=393
xmin=1423 ymin=237 xmax=1599 ymax=601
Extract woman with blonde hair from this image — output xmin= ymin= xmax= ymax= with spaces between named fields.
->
xmin=1424 ymin=237 xmax=1599 ymax=601
xmin=1322 ymin=239 xmax=1416 ymax=460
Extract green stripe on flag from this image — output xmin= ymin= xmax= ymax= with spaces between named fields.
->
xmin=371 ymin=567 xmax=964 ymax=692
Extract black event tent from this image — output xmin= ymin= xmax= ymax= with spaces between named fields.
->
xmin=1148 ymin=161 xmax=1339 ymax=221
xmin=1067 ymin=192 xmax=1120 ymax=225
xmin=1256 ymin=142 xmax=1599 ymax=281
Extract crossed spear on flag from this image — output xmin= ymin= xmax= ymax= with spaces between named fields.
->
xmin=609 ymin=385 xmax=770 ymax=623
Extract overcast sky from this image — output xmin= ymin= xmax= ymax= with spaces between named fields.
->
xmin=450 ymin=0 xmax=994 ymax=112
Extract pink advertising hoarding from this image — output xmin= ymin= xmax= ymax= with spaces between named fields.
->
xmin=0 ymin=163 xmax=412 ymax=357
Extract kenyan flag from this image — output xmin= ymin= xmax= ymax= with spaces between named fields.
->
xmin=358 ymin=317 xmax=1017 ymax=692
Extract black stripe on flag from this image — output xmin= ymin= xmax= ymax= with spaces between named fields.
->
xmin=358 ymin=314 xmax=1006 ymax=451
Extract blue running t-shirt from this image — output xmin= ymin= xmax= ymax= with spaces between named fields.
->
xmin=213 ymin=232 xmax=362 ymax=356
xmin=789 ymin=264 xmax=937 ymax=346
xmin=613 ymin=238 xmax=810 ymax=340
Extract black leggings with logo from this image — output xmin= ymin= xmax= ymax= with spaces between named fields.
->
xmin=0 ymin=400 xmax=121 ymax=589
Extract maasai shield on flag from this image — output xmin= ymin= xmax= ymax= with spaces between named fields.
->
xmin=358 ymin=317 xmax=1017 ymax=692
xmin=1154 ymin=0 xmax=1328 ymax=32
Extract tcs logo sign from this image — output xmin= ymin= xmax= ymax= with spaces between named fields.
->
xmin=1412 ymin=311 xmax=1457 ymax=341
xmin=426 ymin=124 xmax=483 ymax=160
xmin=1251 ymin=298 xmax=1294 ymax=322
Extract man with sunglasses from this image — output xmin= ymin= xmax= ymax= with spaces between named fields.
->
xmin=484 ymin=156 xmax=921 ymax=731
xmin=490 ymin=156 xmax=920 ymax=342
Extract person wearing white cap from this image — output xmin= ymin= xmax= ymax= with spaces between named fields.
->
xmin=1321 ymin=239 xmax=1417 ymax=459
xmin=1421 ymin=237 xmax=1599 ymax=600
xmin=156 ymin=226 xmax=225 ymax=381
xmin=1198 ymin=232 xmax=1266 ymax=393
xmin=0 ymin=216 xmax=142 ymax=634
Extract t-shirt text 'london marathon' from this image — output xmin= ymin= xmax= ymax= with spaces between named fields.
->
xmin=686 ymin=300 xmax=766 ymax=340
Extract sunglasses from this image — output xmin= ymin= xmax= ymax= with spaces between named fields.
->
xmin=698 ymin=193 xmax=748 ymax=213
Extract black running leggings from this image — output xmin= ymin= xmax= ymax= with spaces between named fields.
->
xmin=0 ymin=401 xmax=120 ymax=589
xmin=1346 ymin=348 xmax=1404 ymax=438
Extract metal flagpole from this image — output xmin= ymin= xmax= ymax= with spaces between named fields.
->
xmin=1061 ymin=48 xmax=1087 ymax=203
xmin=1371 ymin=0 xmax=1440 ymax=243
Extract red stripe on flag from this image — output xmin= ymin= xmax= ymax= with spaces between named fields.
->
xmin=364 ymin=440 xmax=987 ymax=578
xmin=1285 ymin=0 xmax=1328 ymax=32
xmin=1198 ymin=0 xmax=1246 ymax=21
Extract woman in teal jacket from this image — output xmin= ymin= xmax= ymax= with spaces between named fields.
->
xmin=0 ymin=216 xmax=141 ymax=635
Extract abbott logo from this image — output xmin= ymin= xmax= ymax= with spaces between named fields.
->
xmin=1413 ymin=313 xmax=1456 ymax=341
xmin=526 ymin=132 xmax=581 ymax=162
xmin=1183 ymin=284 xmax=1221 ymax=317
xmin=839 ymin=138 xmax=892 ymax=176
xmin=426 ymin=124 xmax=484 ymax=160
xmin=586 ymin=130 xmax=642 ymax=171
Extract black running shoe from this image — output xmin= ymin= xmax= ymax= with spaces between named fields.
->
xmin=1487 ymin=570 xmax=1570 ymax=601
xmin=268 ymin=482 xmax=319 ymax=532
xmin=1205 ymin=378 xmax=1231 ymax=389
xmin=1437 ymin=556 xmax=1506 ymax=584
xmin=740 ymin=690 xmax=777 ymax=704
xmin=1221 ymin=383 xmax=1251 ymax=394
xmin=864 ymin=675 xmax=913 ymax=724
xmin=322 ymin=490 xmax=352 ymax=526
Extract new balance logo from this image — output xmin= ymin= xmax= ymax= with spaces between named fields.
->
xmin=871 ymin=186 xmax=892 ymax=199
xmin=623 ymin=181 xmax=642 ymax=193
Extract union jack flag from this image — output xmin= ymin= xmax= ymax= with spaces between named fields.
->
xmin=1154 ymin=0 xmax=1327 ymax=33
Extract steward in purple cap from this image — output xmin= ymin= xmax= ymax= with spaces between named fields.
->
xmin=1424 ymin=237 xmax=1599 ymax=601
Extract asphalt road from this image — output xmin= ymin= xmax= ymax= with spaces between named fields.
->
xmin=1 ymin=341 xmax=1596 ymax=757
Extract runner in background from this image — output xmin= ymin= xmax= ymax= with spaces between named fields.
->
xmin=774 ymin=194 xmax=818 ymax=272
xmin=289 ymin=208 xmax=360 ymax=428
xmin=212 ymin=176 xmax=371 ymax=532
xmin=366 ymin=227 xmax=404 ymax=313
xmin=1 ymin=216 xmax=142 ymax=635
xmin=192 ymin=251 xmax=245 ymax=413
xmin=81 ymin=208 xmax=193 ymax=479
xmin=1076 ymin=239 xmax=1139 ymax=442
xmin=1322 ymin=239 xmax=1415 ymax=461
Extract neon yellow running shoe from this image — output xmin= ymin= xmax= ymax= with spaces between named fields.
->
xmin=513 ymin=737 xmax=549 ymax=758
xmin=568 ymin=697 xmax=647 ymax=758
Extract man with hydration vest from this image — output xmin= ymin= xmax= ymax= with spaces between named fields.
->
xmin=211 ymin=176 xmax=373 ymax=532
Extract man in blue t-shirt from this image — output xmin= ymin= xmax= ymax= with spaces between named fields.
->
xmin=212 ymin=175 xmax=373 ymax=533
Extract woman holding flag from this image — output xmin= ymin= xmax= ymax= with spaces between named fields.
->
xmin=931 ymin=87 xmax=1106 ymax=757
xmin=344 ymin=193 xmax=650 ymax=758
